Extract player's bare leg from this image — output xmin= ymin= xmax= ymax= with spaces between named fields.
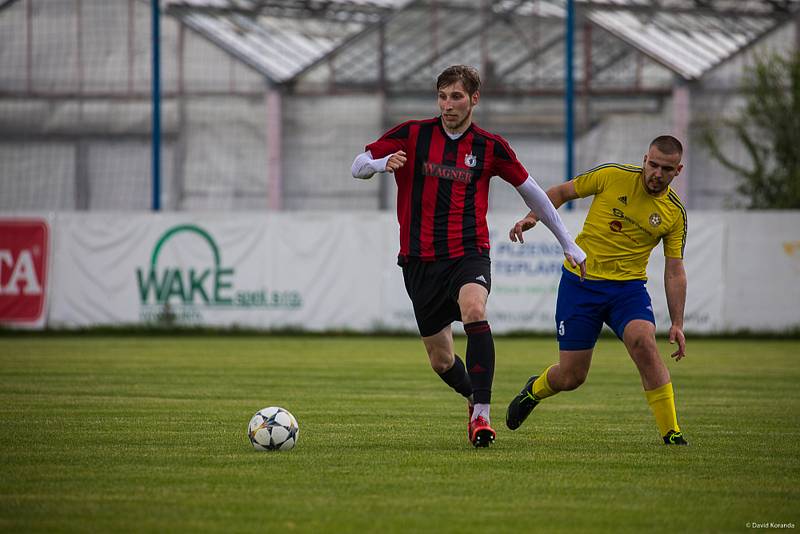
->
xmin=548 ymin=350 xmax=594 ymax=391
xmin=623 ymin=319 xmax=669 ymax=390
xmin=623 ymin=319 xmax=686 ymax=444
xmin=422 ymin=325 xmax=455 ymax=374
xmin=506 ymin=349 xmax=592 ymax=430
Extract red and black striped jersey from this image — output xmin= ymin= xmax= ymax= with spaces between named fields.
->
xmin=366 ymin=117 xmax=529 ymax=261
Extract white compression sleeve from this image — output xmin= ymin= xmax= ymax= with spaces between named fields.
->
xmin=516 ymin=176 xmax=586 ymax=264
xmin=351 ymin=151 xmax=391 ymax=179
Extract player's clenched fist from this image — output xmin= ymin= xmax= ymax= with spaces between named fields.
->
xmin=385 ymin=151 xmax=407 ymax=172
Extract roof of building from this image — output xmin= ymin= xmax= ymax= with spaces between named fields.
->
xmin=164 ymin=0 xmax=800 ymax=87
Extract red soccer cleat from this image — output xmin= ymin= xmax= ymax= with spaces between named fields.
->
xmin=468 ymin=415 xmax=496 ymax=448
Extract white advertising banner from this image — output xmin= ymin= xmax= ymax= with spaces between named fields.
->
xmin=38 ymin=210 xmax=800 ymax=334
xmin=49 ymin=212 xmax=391 ymax=330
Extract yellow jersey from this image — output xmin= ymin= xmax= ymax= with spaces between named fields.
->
xmin=564 ymin=163 xmax=687 ymax=281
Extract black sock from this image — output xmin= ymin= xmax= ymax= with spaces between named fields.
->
xmin=464 ymin=320 xmax=495 ymax=404
xmin=437 ymin=354 xmax=473 ymax=399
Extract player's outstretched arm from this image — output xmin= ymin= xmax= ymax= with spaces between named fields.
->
xmin=514 ymin=177 xmax=586 ymax=280
xmin=351 ymin=150 xmax=407 ymax=179
xmin=665 ymin=257 xmax=687 ymax=360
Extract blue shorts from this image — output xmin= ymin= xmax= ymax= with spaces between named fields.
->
xmin=555 ymin=267 xmax=655 ymax=351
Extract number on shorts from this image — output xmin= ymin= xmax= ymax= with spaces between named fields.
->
xmin=558 ymin=320 xmax=565 ymax=336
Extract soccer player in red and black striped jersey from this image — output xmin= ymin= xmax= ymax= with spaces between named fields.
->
xmin=351 ymin=65 xmax=586 ymax=447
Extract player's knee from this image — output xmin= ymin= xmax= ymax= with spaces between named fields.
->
xmin=627 ymin=334 xmax=658 ymax=358
xmin=428 ymin=351 xmax=454 ymax=374
xmin=460 ymin=302 xmax=486 ymax=323
xmin=624 ymin=321 xmax=656 ymax=348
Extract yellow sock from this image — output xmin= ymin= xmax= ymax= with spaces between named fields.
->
xmin=645 ymin=382 xmax=681 ymax=436
xmin=532 ymin=365 xmax=558 ymax=400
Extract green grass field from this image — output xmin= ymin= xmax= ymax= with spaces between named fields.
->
xmin=1 ymin=336 xmax=798 ymax=533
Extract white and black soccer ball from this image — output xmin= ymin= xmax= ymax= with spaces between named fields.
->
xmin=248 ymin=406 xmax=299 ymax=451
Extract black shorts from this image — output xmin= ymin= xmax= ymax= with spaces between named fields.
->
xmin=400 ymin=252 xmax=491 ymax=337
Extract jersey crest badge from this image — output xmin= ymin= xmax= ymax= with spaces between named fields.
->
xmin=464 ymin=153 xmax=477 ymax=168
xmin=649 ymin=213 xmax=662 ymax=227
xmin=618 ymin=195 xmax=628 ymax=205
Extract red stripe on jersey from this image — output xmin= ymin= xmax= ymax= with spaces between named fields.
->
xmin=447 ymin=183 xmax=467 ymax=258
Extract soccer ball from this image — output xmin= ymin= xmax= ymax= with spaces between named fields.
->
xmin=248 ymin=406 xmax=299 ymax=451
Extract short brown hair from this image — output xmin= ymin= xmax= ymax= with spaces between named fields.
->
xmin=436 ymin=65 xmax=481 ymax=96
xmin=650 ymin=135 xmax=683 ymax=155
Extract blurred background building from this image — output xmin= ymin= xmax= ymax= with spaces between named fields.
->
xmin=1 ymin=0 xmax=799 ymax=212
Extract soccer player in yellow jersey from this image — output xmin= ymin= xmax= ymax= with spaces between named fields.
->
xmin=505 ymin=135 xmax=689 ymax=445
